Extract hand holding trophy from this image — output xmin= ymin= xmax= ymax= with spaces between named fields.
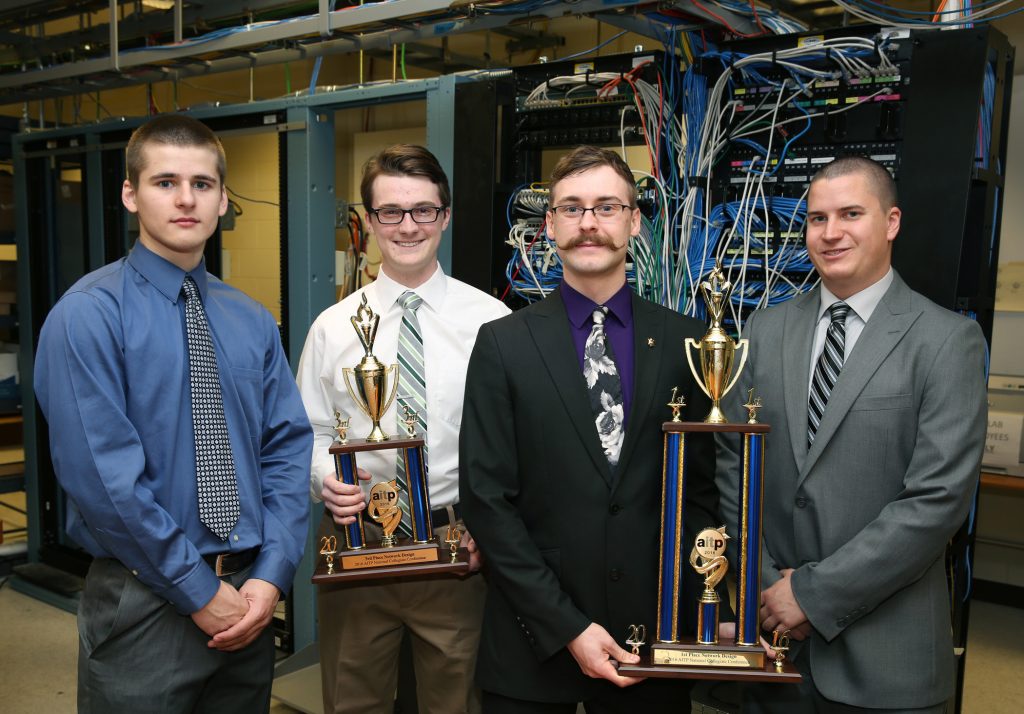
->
xmin=618 ymin=265 xmax=799 ymax=682
xmin=312 ymin=295 xmax=470 ymax=583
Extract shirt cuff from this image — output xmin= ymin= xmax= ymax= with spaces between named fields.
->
xmin=156 ymin=558 xmax=222 ymax=615
xmin=311 ymin=462 xmax=336 ymax=502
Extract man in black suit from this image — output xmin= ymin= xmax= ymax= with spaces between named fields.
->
xmin=460 ymin=146 xmax=721 ymax=711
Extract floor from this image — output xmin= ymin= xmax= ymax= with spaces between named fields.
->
xmin=2 ymin=486 xmax=1022 ymax=713
xmin=0 ymin=576 xmax=1021 ymax=713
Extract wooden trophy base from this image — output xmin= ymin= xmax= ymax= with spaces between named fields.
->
xmin=313 ymin=539 xmax=470 ymax=583
xmin=617 ymin=638 xmax=802 ymax=683
xmin=329 ymin=436 xmax=425 ymax=455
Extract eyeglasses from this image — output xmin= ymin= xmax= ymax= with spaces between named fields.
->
xmin=550 ymin=204 xmax=635 ymax=221
xmin=369 ymin=206 xmax=447 ymax=224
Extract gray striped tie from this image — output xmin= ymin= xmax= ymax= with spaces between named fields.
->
xmin=808 ymin=301 xmax=850 ymax=447
xmin=395 ymin=291 xmax=426 ymax=537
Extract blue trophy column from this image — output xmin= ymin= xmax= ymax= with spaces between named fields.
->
xmin=403 ymin=444 xmax=432 ymax=543
xmin=735 ymin=431 xmax=766 ymax=646
xmin=656 ymin=431 xmax=687 ymax=643
xmin=697 ymin=592 xmax=720 ymax=644
xmin=335 ymin=452 xmax=366 ymax=549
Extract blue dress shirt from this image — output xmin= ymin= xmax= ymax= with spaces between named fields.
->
xmin=34 ymin=240 xmax=313 ymax=614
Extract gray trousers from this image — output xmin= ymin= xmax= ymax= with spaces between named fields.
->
xmin=77 ymin=557 xmax=275 ymax=714
xmin=742 ymin=647 xmax=948 ymax=714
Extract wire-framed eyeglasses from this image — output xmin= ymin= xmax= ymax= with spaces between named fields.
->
xmin=369 ymin=206 xmax=447 ymax=224
xmin=550 ymin=203 xmax=634 ymax=221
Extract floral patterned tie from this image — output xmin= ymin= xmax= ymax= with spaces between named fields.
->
xmin=584 ymin=307 xmax=625 ymax=466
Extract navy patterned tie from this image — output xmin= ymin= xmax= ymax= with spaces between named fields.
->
xmin=584 ymin=307 xmax=625 ymax=466
xmin=183 ymin=276 xmax=240 ymax=540
xmin=808 ymin=301 xmax=850 ymax=447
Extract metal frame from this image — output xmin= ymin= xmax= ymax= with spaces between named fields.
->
xmin=13 ymin=73 xmax=469 ymax=652
xmin=0 ymin=0 xmax=759 ymax=104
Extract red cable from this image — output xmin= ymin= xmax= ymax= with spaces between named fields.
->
xmin=687 ymin=0 xmax=761 ymax=39
xmin=623 ymin=75 xmax=656 ymax=172
xmin=748 ymin=0 xmax=768 ymax=36
xmin=501 ymin=217 xmax=548 ymax=303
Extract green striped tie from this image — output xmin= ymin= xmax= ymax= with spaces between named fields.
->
xmin=395 ymin=291 xmax=426 ymax=537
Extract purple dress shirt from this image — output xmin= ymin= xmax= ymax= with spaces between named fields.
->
xmin=561 ymin=281 xmax=635 ymax=429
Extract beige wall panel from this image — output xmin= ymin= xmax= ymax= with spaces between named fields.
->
xmin=219 ymin=132 xmax=281 ymax=323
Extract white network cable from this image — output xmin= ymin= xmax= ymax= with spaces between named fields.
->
xmin=677 ymin=37 xmax=899 ymax=322
xmin=831 ymin=0 xmax=1023 ymax=29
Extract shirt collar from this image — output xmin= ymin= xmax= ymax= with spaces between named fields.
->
xmin=126 ymin=239 xmax=209 ymax=303
xmin=374 ymin=263 xmax=446 ymax=313
xmin=562 ymin=281 xmax=632 ymax=328
xmin=818 ymin=267 xmax=893 ymax=324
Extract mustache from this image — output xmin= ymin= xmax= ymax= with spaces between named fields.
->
xmin=563 ymin=235 xmax=615 ymax=249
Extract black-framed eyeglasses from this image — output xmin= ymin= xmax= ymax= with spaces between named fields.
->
xmin=368 ymin=206 xmax=447 ymax=224
xmin=550 ymin=204 xmax=634 ymax=221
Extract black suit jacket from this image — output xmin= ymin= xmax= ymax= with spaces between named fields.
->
xmin=459 ymin=287 xmax=721 ymax=702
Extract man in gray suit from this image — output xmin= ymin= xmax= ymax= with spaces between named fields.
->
xmin=717 ymin=156 xmax=987 ymax=713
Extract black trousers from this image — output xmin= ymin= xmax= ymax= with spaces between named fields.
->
xmin=482 ymin=679 xmax=693 ymax=714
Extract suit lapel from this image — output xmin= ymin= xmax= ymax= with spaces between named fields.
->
xmin=526 ymin=289 xmax=613 ymax=486
xmin=783 ymin=289 xmax=818 ymax=474
xmin=799 ymin=275 xmax=921 ymax=482
xmin=613 ymin=294 xmax=665 ymax=488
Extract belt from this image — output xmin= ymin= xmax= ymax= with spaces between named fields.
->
xmin=203 ymin=547 xmax=259 ymax=577
xmin=430 ymin=503 xmax=462 ymax=529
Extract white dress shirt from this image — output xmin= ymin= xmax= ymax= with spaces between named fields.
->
xmin=808 ymin=268 xmax=894 ymax=389
xmin=297 ymin=263 xmax=510 ymax=508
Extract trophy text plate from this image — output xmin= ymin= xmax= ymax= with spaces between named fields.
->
xmin=312 ymin=544 xmax=470 ymax=583
xmin=618 ymin=654 xmax=801 ymax=682
xmin=618 ymin=638 xmax=801 ymax=683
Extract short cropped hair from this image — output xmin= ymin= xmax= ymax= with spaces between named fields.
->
xmin=125 ymin=115 xmax=226 ymax=187
xmin=549 ymin=146 xmax=637 ymax=207
xmin=360 ymin=144 xmax=451 ymax=209
xmin=810 ymin=156 xmax=898 ymax=210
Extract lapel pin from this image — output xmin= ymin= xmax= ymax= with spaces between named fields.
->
xmin=647 ymin=338 xmax=655 ymax=347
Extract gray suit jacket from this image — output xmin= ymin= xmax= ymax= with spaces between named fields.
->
xmin=716 ymin=271 xmax=986 ymax=708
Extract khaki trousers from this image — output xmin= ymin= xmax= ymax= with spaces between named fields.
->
xmin=317 ymin=511 xmax=486 ymax=714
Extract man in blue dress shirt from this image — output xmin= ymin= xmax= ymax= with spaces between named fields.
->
xmin=34 ymin=114 xmax=313 ymax=713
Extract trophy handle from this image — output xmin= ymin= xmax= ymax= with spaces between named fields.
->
xmin=381 ymin=364 xmax=400 ymax=416
xmin=684 ymin=338 xmax=712 ymax=400
xmin=722 ymin=338 xmax=749 ymax=397
xmin=341 ymin=367 xmax=373 ymax=420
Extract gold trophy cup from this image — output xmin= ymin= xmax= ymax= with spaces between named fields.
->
xmin=684 ymin=265 xmax=749 ymax=423
xmin=343 ymin=294 xmax=400 ymax=441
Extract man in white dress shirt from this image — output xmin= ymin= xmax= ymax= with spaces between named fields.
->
xmin=297 ymin=144 xmax=509 ymax=714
